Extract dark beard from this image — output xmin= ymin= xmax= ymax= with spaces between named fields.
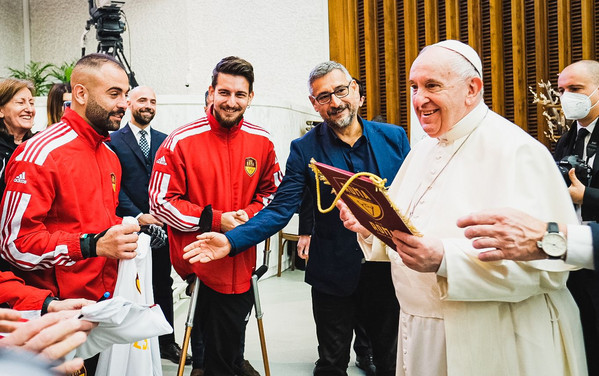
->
xmin=213 ymin=107 xmax=243 ymax=129
xmin=132 ymin=109 xmax=155 ymax=126
xmin=86 ymin=97 xmax=124 ymax=134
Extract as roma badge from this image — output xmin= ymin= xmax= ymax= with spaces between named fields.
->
xmin=244 ymin=157 xmax=257 ymax=177
xmin=111 ymin=173 xmax=117 ymax=192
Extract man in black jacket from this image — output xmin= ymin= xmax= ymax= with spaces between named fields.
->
xmin=108 ymin=85 xmax=190 ymax=365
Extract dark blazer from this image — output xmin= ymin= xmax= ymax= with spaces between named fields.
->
xmin=108 ymin=123 xmax=167 ymax=217
xmin=589 ymin=222 xmax=599 ymax=273
xmin=226 ymin=118 xmax=410 ymax=296
xmin=554 ymin=122 xmax=599 ymax=221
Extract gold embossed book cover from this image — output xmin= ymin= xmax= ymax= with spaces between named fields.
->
xmin=309 ymin=160 xmax=420 ymax=249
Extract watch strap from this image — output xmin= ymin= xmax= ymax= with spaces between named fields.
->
xmin=547 ymin=222 xmax=559 ymax=233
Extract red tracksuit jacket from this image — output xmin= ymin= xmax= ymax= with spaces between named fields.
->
xmin=0 ymin=108 xmax=121 ymax=300
xmin=150 ymin=109 xmax=281 ymax=294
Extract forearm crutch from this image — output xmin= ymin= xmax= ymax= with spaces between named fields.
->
xmin=177 ymin=276 xmax=200 ymax=376
xmin=251 ymin=237 xmax=272 ymax=376
xmin=177 ymin=205 xmax=213 ymax=376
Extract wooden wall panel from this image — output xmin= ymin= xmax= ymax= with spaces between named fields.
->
xmin=489 ymin=0 xmax=505 ymax=115
xmin=425 ymin=0 xmax=439 ymax=44
xmin=535 ymin=0 xmax=550 ymax=147
xmin=467 ymin=0 xmax=482 ymax=54
xmin=329 ymin=0 xmax=596 ymax=143
xmin=363 ymin=0 xmax=380 ymax=119
xmin=557 ymin=0 xmax=571 ymax=70
xmin=445 ymin=0 xmax=460 ymax=39
xmin=581 ymin=0 xmax=596 ymax=60
xmin=384 ymin=0 xmax=400 ymax=125
xmin=404 ymin=1 xmax=419 ymax=135
xmin=511 ymin=0 xmax=527 ymax=130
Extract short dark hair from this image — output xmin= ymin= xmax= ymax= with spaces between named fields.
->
xmin=74 ymin=53 xmax=126 ymax=73
xmin=353 ymin=78 xmax=366 ymax=99
xmin=211 ymin=56 xmax=254 ymax=93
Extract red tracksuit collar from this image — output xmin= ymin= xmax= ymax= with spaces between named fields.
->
xmin=61 ymin=107 xmax=111 ymax=148
xmin=206 ymin=104 xmax=243 ymax=136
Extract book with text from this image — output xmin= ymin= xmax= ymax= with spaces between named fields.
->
xmin=310 ymin=160 xmax=420 ymax=249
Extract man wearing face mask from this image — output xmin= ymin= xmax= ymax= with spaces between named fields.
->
xmin=554 ymin=59 xmax=599 ymax=374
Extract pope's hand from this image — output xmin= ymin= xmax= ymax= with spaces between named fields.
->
xmin=391 ymin=230 xmax=444 ymax=273
xmin=184 ymin=232 xmax=232 ymax=263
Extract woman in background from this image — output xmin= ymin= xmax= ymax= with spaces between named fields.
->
xmin=46 ymin=82 xmax=71 ymax=126
xmin=0 ymin=78 xmax=36 ymax=197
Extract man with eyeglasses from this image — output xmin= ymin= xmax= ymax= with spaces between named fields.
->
xmin=183 ymin=61 xmax=410 ymax=375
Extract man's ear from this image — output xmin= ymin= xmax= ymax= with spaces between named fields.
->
xmin=248 ymin=91 xmax=254 ymax=105
xmin=72 ymin=84 xmax=88 ymax=105
xmin=309 ymin=95 xmax=318 ymax=111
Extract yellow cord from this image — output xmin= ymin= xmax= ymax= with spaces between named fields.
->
xmin=309 ymin=160 xmax=387 ymax=214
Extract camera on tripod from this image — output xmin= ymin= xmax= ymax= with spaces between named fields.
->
xmin=84 ymin=0 xmax=138 ymax=86
xmin=557 ymin=155 xmax=592 ymax=186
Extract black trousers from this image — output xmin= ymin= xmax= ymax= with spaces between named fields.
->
xmin=195 ymin=283 xmax=253 ymax=376
xmin=312 ymin=261 xmax=399 ymax=376
xmin=152 ymin=241 xmax=175 ymax=346
xmin=567 ymin=269 xmax=599 ymax=375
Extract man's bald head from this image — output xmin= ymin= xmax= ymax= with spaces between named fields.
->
xmin=563 ymin=60 xmax=599 ymax=86
xmin=558 ymin=60 xmax=599 ymax=126
xmin=128 ymin=86 xmax=157 ymax=128
xmin=71 ymin=53 xmax=126 ymax=88
xmin=70 ymin=53 xmax=129 ymax=135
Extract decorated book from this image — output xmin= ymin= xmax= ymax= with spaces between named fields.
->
xmin=309 ymin=160 xmax=420 ymax=249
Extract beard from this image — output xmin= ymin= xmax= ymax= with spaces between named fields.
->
xmin=86 ymin=97 xmax=125 ymax=134
xmin=213 ymin=105 xmax=244 ymax=129
xmin=132 ymin=108 xmax=155 ymax=126
xmin=324 ymin=102 xmax=357 ymax=130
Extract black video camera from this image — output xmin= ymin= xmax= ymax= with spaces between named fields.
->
xmin=557 ymin=155 xmax=592 ymax=186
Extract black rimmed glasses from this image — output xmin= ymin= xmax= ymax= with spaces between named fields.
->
xmin=313 ymin=80 xmax=354 ymax=105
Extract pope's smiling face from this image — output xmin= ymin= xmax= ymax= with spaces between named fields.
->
xmin=409 ymin=46 xmax=481 ymax=138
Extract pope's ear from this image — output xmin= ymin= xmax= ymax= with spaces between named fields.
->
xmin=465 ymin=77 xmax=483 ymax=104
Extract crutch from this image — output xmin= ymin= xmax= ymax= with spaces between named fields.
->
xmin=177 ymin=276 xmax=200 ymax=376
xmin=177 ymin=205 xmax=213 ymax=376
xmin=251 ymin=237 xmax=272 ymax=376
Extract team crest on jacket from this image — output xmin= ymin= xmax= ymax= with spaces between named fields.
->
xmin=244 ymin=157 xmax=257 ymax=177
xmin=111 ymin=173 xmax=116 ymax=192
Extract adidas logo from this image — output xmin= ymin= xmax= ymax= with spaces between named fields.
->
xmin=13 ymin=172 xmax=27 ymax=184
xmin=156 ymin=156 xmax=167 ymax=166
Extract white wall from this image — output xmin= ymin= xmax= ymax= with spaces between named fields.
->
xmin=0 ymin=0 xmax=25 ymax=76
xmin=7 ymin=0 xmax=329 ymax=278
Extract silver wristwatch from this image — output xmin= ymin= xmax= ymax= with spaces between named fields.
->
xmin=537 ymin=222 xmax=567 ymax=260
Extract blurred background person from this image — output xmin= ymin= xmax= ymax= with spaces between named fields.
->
xmin=46 ymin=82 xmax=71 ymax=126
xmin=0 ymin=78 xmax=36 ymax=198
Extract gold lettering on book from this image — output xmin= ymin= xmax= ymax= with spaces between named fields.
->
xmin=369 ymin=221 xmax=393 ymax=238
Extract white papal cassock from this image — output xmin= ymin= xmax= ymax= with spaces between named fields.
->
xmin=359 ymin=102 xmax=587 ymax=376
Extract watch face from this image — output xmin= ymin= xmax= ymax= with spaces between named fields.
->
xmin=541 ymin=233 xmax=567 ymax=257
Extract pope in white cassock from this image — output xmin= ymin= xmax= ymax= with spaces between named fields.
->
xmin=339 ymin=40 xmax=587 ymax=376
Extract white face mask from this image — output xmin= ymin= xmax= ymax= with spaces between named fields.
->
xmin=560 ymin=87 xmax=599 ymax=120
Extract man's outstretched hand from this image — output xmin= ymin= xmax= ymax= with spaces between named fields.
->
xmin=183 ymin=232 xmax=232 ymax=263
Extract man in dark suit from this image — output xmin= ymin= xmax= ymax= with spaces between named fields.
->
xmin=108 ymin=85 xmax=190 ymax=364
xmin=552 ymin=60 xmax=599 ymax=375
xmin=185 ymin=61 xmax=410 ymax=375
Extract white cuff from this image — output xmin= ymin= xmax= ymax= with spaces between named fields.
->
xmin=566 ymin=224 xmax=595 ymax=270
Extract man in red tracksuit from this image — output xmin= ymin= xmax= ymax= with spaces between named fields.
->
xmin=0 ymin=53 xmax=139 ymax=302
xmin=150 ymin=56 xmax=281 ymax=376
